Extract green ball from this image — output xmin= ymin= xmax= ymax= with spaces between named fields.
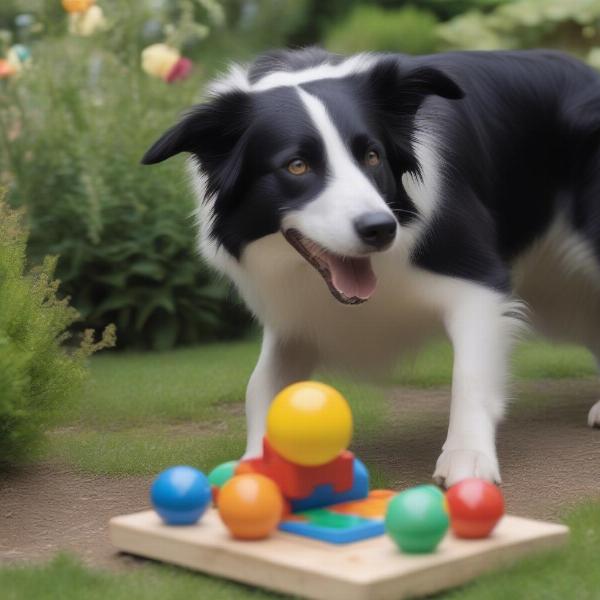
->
xmin=385 ymin=484 xmax=449 ymax=554
xmin=207 ymin=461 xmax=238 ymax=488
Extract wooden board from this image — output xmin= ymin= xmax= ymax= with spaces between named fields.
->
xmin=110 ymin=509 xmax=568 ymax=600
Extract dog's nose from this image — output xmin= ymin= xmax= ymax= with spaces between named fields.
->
xmin=354 ymin=212 xmax=397 ymax=250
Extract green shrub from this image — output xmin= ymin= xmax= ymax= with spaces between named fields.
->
xmin=0 ymin=194 xmax=115 ymax=465
xmin=437 ymin=0 xmax=600 ymax=59
xmin=325 ymin=5 xmax=440 ymax=55
xmin=0 ymin=32 xmax=251 ymax=349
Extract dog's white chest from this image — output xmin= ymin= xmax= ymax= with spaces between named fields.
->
xmin=227 ymin=234 xmax=443 ymax=369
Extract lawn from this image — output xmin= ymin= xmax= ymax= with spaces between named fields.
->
xmin=44 ymin=337 xmax=598 ymax=476
xmin=4 ymin=337 xmax=600 ymax=599
xmin=2 ymin=501 xmax=599 ymax=600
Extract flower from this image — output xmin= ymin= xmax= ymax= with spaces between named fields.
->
xmin=0 ymin=59 xmax=17 ymax=79
xmin=141 ymin=43 xmax=180 ymax=79
xmin=62 ymin=0 xmax=95 ymax=14
xmin=166 ymin=57 xmax=193 ymax=83
xmin=68 ymin=4 xmax=107 ymax=36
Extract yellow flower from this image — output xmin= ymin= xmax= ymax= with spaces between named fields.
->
xmin=141 ymin=43 xmax=181 ymax=79
xmin=68 ymin=5 xmax=107 ymax=37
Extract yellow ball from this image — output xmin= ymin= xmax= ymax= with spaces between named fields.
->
xmin=266 ymin=381 xmax=353 ymax=466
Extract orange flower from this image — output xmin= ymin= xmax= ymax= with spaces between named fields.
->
xmin=61 ymin=0 xmax=95 ymax=14
xmin=0 ymin=59 xmax=17 ymax=79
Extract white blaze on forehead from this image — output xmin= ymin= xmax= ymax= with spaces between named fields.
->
xmin=296 ymin=87 xmax=390 ymax=211
xmin=205 ymin=54 xmax=376 ymax=96
xmin=281 ymin=87 xmax=393 ymax=257
xmin=251 ymin=54 xmax=376 ymax=92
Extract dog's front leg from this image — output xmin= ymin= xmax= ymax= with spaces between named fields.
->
xmin=243 ymin=328 xmax=316 ymax=459
xmin=433 ymin=288 xmax=518 ymax=487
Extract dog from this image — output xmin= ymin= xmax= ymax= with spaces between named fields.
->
xmin=142 ymin=47 xmax=600 ymax=487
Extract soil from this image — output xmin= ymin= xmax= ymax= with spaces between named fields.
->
xmin=1 ymin=378 xmax=599 ymax=571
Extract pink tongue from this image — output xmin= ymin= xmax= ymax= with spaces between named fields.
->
xmin=327 ymin=255 xmax=377 ymax=300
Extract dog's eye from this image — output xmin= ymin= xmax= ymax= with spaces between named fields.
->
xmin=287 ymin=159 xmax=309 ymax=176
xmin=365 ymin=150 xmax=380 ymax=167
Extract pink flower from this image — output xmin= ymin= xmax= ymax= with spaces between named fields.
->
xmin=165 ymin=57 xmax=193 ymax=83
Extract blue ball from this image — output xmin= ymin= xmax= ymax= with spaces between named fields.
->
xmin=150 ymin=466 xmax=211 ymax=525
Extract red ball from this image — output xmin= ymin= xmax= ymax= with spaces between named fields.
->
xmin=446 ymin=478 xmax=504 ymax=539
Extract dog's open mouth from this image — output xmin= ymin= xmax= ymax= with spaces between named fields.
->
xmin=284 ymin=229 xmax=376 ymax=305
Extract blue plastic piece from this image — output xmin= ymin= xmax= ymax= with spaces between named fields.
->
xmin=150 ymin=465 xmax=211 ymax=525
xmin=279 ymin=516 xmax=385 ymax=544
xmin=290 ymin=458 xmax=369 ymax=512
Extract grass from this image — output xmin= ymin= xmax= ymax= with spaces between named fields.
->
xmin=393 ymin=339 xmax=597 ymax=387
xmin=0 ymin=554 xmax=278 ymax=600
xmin=7 ymin=337 xmax=600 ymax=599
xmin=41 ymin=337 xmax=598 ymax=476
xmin=2 ymin=501 xmax=600 ymax=600
xmin=44 ymin=339 xmax=390 ymax=476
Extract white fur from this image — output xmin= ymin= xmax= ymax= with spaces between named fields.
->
xmin=282 ymin=88 xmax=396 ymax=256
xmin=204 ymin=54 xmax=376 ymax=98
xmin=205 ymin=63 xmax=251 ymax=97
xmin=251 ymin=54 xmax=376 ymax=92
xmin=588 ymin=400 xmax=600 ymax=427
xmin=401 ymin=132 xmax=441 ymax=221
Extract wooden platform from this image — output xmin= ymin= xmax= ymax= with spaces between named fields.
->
xmin=110 ymin=509 xmax=568 ymax=600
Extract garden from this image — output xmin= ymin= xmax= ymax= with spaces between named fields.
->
xmin=2 ymin=1 xmax=600 ymax=598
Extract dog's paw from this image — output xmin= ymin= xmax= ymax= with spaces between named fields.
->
xmin=433 ymin=448 xmax=501 ymax=488
xmin=587 ymin=400 xmax=600 ymax=428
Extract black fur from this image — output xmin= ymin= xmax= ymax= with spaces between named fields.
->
xmin=143 ymin=48 xmax=600 ymax=289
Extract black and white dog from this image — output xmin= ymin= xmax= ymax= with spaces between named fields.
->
xmin=143 ymin=47 xmax=600 ymax=486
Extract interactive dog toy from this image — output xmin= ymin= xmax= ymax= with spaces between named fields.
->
xmin=111 ymin=381 xmax=569 ymax=599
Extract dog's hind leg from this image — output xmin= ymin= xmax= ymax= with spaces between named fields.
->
xmin=587 ymin=352 xmax=600 ymax=428
xmin=243 ymin=329 xmax=316 ymax=459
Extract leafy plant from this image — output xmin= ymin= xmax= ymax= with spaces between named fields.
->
xmin=0 ymin=193 xmax=115 ymax=465
xmin=0 ymin=31 xmax=251 ymax=349
xmin=437 ymin=0 xmax=600 ymax=62
xmin=325 ymin=5 xmax=440 ymax=55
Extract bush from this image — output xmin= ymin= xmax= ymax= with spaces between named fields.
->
xmin=0 ymin=194 xmax=115 ymax=465
xmin=0 ymin=31 xmax=251 ymax=349
xmin=437 ymin=0 xmax=600 ymax=60
xmin=325 ymin=5 xmax=440 ymax=55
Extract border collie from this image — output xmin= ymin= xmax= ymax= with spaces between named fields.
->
xmin=142 ymin=47 xmax=600 ymax=486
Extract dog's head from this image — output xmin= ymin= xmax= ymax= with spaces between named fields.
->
xmin=142 ymin=49 xmax=463 ymax=305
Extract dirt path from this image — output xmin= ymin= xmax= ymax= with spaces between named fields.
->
xmin=1 ymin=379 xmax=600 ymax=570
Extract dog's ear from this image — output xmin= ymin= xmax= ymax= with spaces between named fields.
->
xmin=141 ymin=91 xmax=252 ymax=166
xmin=367 ymin=58 xmax=464 ymax=117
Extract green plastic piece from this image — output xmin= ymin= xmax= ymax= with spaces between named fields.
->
xmin=385 ymin=485 xmax=449 ymax=554
xmin=297 ymin=508 xmax=369 ymax=529
xmin=207 ymin=460 xmax=238 ymax=488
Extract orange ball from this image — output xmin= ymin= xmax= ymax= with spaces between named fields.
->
xmin=217 ymin=474 xmax=283 ymax=540
xmin=62 ymin=0 xmax=95 ymax=13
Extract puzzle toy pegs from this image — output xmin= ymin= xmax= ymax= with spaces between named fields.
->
xmin=150 ymin=465 xmax=211 ymax=525
xmin=446 ymin=478 xmax=504 ymax=539
xmin=385 ymin=484 xmax=449 ymax=553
